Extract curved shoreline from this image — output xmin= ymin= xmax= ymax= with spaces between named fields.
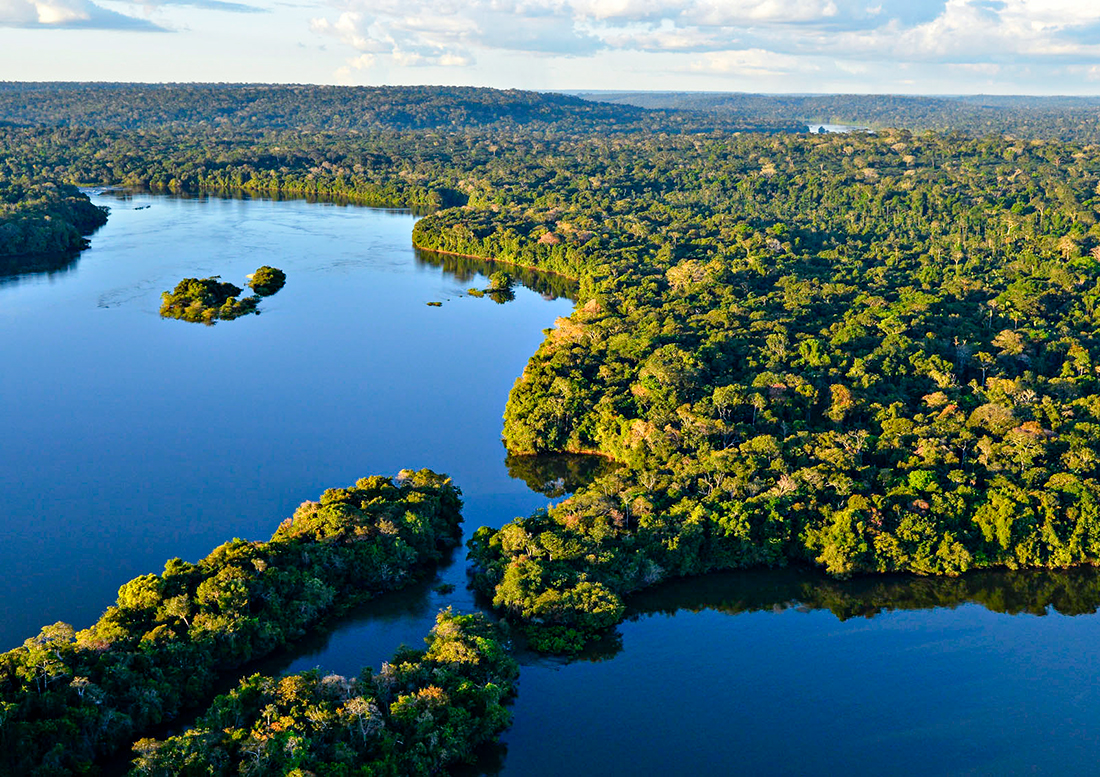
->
xmin=411 ymin=241 xmax=582 ymax=284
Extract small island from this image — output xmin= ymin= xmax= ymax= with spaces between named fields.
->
xmin=247 ymin=265 xmax=286 ymax=296
xmin=483 ymin=270 xmax=515 ymax=303
xmin=160 ymin=266 xmax=285 ymax=324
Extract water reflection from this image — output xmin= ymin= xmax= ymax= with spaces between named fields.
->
xmin=0 ymin=250 xmax=81 ymax=287
xmin=415 ymin=247 xmax=578 ymax=302
xmin=626 ymin=564 xmax=1100 ymax=621
xmin=505 ymin=453 xmax=621 ymax=498
xmin=498 ymin=562 xmax=1100 ymax=669
xmin=97 ymin=186 xmax=437 ymax=216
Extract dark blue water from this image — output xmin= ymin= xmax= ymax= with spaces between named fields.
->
xmin=0 ymin=191 xmax=572 ymax=653
xmin=496 ymin=568 xmax=1100 ymax=776
xmin=6 ymin=193 xmax=1100 ymax=776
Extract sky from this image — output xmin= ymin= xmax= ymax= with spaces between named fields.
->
xmin=2 ymin=0 xmax=1100 ymax=93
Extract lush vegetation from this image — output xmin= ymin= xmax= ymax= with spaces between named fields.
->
xmin=0 ymin=176 xmax=106 ymax=259
xmin=424 ymin=128 xmax=1100 ymax=649
xmin=130 ymin=609 xmax=518 ymax=777
xmin=248 ymin=265 xmax=286 ymax=296
xmin=0 ymin=470 xmax=462 ymax=774
xmin=581 ymin=91 xmax=1100 ymax=143
xmin=9 ymin=84 xmax=1100 ymax=651
xmin=0 ymin=83 xmax=801 ymax=135
xmin=161 ymin=267 xmax=284 ymax=323
xmin=160 ymin=276 xmax=259 ymax=323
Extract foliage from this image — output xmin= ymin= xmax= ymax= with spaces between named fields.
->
xmin=129 ymin=609 xmax=518 ymax=777
xmin=0 ymin=470 xmax=462 ymax=774
xmin=248 ymin=265 xmax=286 ymax=296
xmin=0 ymin=83 xmax=803 ymax=134
xmin=10 ymin=84 xmax=1100 ymax=651
xmin=581 ymin=91 xmax=1100 ymax=143
xmin=487 ymin=271 xmax=513 ymax=291
xmin=440 ymin=127 xmax=1100 ymax=648
xmin=160 ymin=276 xmax=260 ymax=323
xmin=0 ymin=176 xmax=106 ymax=260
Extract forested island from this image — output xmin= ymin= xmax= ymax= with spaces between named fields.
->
xmin=159 ymin=267 xmax=284 ymax=323
xmin=7 ymin=82 xmax=1100 ymax=771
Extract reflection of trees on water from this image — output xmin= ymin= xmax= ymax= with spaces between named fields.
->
xmin=0 ymin=251 xmax=80 ymax=287
xmin=102 ymin=187 xmax=436 ymax=216
xmin=632 ymin=564 xmax=1100 ymax=623
xmin=415 ymin=247 xmax=578 ymax=302
xmin=555 ymin=565 xmax=1100 ymax=663
xmin=505 ymin=453 xmax=620 ymax=498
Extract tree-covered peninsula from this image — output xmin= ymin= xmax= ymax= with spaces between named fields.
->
xmin=0 ymin=470 xmax=462 ymax=774
xmin=130 ymin=609 xmax=518 ymax=776
xmin=444 ymin=129 xmax=1100 ymax=648
xmin=0 ymin=176 xmax=106 ymax=259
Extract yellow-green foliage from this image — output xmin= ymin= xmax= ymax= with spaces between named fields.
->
xmin=0 ymin=470 xmax=462 ymax=774
xmin=129 ymin=609 xmax=517 ymax=777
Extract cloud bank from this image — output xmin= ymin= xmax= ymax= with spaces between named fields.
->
xmin=0 ymin=0 xmax=262 ymax=31
xmin=308 ymin=0 xmax=1100 ymax=85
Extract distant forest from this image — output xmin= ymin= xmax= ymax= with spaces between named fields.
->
xmin=576 ymin=91 xmax=1100 ymax=143
xmin=0 ymin=83 xmax=804 ymax=134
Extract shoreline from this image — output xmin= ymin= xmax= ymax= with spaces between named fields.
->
xmin=411 ymin=242 xmax=582 ymax=284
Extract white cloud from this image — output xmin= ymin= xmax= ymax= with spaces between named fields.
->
xmin=828 ymin=0 xmax=1100 ymax=63
xmin=689 ymin=47 xmax=816 ymax=76
xmin=0 ymin=0 xmax=259 ymax=29
xmin=304 ymin=0 xmax=1100 ymax=89
xmin=0 ymin=0 xmax=166 ymax=27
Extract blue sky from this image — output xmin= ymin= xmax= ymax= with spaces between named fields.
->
xmin=2 ymin=0 xmax=1100 ymax=93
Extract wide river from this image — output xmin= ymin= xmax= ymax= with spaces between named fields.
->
xmin=4 ymin=193 xmax=1100 ymax=775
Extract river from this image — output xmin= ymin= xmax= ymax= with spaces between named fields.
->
xmin=4 ymin=192 xmax=1100 ymax=776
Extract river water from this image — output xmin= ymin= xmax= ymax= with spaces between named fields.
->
xmin=0 ymin=191 xmax=573 ymax=655
xmin=4 ymin=193 xmax=1100 ymax=776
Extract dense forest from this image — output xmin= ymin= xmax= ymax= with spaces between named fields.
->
xmin=7 ymin=83 xmax=1100 ymax=660
xmin=438 ymin=127 xmax=1100 ymax=648
xmin=0 ymin=83 xmax=804 ymax=134
xmin=130 ymin=609 xmax=517 ymax=776
xmin=0 ymin=176 xmax=106 ymax=259
xmin=579 ymin=91 xmax=1100 ymax=144
xmin=0 ymin=470 xmax=462 ymax=774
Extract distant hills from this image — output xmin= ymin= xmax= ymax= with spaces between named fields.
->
xmin=4 ymin=82 xmax=1098 ymax=141
xmin=572 ymin=91 xmax=1100 ymax=142
xmin=0 ymin=83 xmax=802 ymax=135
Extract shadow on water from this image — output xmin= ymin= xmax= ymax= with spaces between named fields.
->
xmin=0 ymin=250 xmax=82 ymax=287
xmin=415 ymin=247 xmax=578 ymax=302
xmin=96 ymin=186 xmax=436 ymax=216
xmin=546 ymin=563 xmax=1100 ymax=666
xmin=504 ymin=453 xmax=621 ymax=498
